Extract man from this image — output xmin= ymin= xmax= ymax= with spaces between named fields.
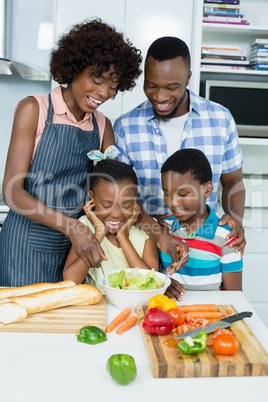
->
xmin=114 ymin=37 xmax=246 ymax=298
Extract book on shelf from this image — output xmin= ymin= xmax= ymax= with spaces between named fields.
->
xmin=201 ymin=48 xmax=246 ymax=57
xmin=203 ymin=16 xmax=245 ymax=22
xmin=202 ymin=44 xmax=239 ymax=51
xmin=201 ymin=58 xmax=250 ymax=65
xmin=203 ymin=3 xmax=240 ymax=9
xmin=204 ymin=7 xmax=240 ymax=13
xmin=201 ymin=64 xmax=247 ymax=70
xmin=203 ymin=20 xmax=250 ymax=25
xmin=202 ymin=54 xmax=247 ymax=60
xmin=251 ymin=38 xmax=268 ymax=46
xmin=250 ymin=64 xmax=268 ymax=70
xmin=204 ymin=0 xmax=240 ymax=4
xmin=203 ymin=13 xmax=244 ymax=18
xmin=250 ymin=48 xmax=268 ymax=56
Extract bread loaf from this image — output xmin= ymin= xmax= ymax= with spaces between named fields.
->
xmin=6 ymin=284 xmax=102 ymax=315
xmin=0 ymin=300 xmax=27 ymax=324
xmin=0 ymin=280 xmax=76 ymax=299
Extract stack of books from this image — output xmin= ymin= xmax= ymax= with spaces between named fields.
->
xmin=249 ymin=39 xmax=268 ymax=71
xmin=203 ymin=0 xmax=250 ymax=26
xmin=201 ymin=45 xmax=250 ymax=70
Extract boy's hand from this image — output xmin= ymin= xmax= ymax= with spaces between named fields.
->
xmin=165 ymin=278 xmax=186 ymax=301
xmin=218 ymin=214 xmax=246 ymax=257
xmin=83 ymin=200 xmax=106 ymax=237
xmin=117 ymin=200 xmax=140 ymax=239
xmin=157 ymin=235 xmax=189 ymax=268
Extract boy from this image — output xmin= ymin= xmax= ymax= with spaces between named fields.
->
xmin=160 ymin=148 xmax=242 ymax=295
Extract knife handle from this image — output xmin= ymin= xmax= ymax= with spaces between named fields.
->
xmin=222 ymin=311 xmax=253 ymax=324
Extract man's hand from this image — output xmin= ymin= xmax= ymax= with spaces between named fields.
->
xmin=218 ymin=213 xmax=246 ymax=257
xmin=165 ymin=278 xmax=186 ymax=301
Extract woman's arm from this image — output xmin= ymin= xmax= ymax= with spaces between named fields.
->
xmin=3 ymin=97 xmax=105 ymax=267
xmin=63 ymin=247 xmax=89 ymax=284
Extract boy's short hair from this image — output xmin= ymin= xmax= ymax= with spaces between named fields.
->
xmin=145 ymin=36 xmax=191 ymax=70
xmin=89 ymin=159 xmax=138 ymax=191
xmin=161 ymin=148 xmax=212 ymax=184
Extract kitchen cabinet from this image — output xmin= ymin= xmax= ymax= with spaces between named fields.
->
xmin=54 ymin=0 xmax=203 ymax=121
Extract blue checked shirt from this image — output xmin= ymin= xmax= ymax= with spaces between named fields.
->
xmin=114 ymin=90 xmax=243 ymax=216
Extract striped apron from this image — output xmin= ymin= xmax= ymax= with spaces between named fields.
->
xmin=0 ymin=94 xmax=100 ymax=286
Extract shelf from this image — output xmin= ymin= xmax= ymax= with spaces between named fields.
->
xmin=203 ymin=23 xmax=268 ymax=35
xmin=200 ymin=68 xmax=268 ymax=76
xmin=239 ymin=137 xmax=268 ymax=146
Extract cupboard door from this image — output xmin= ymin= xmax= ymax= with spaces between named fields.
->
xmin=123 ymin=0 xmax=196 ymax=114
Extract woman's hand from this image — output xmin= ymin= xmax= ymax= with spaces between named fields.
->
xmin=218 ymin=214 xmax=246 ymax=256
xmin=83 ymin=200 xmax=106 ymax=238
xmin=68 ymin=219 xmax=107 ymax=268
xmin=157 ymin=234 xmax=189 ymax=269
xmin=117 ymin=200 xmax=140 ymax=239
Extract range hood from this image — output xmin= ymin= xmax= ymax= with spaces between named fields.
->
xmin=0 ymin=0 xmax=50 ymax=81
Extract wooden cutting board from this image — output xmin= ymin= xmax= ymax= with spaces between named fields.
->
xmin=136 ymin=304 xmax=268 ymax=378
xmin=0 ymin=297 xmax=106 ymax=334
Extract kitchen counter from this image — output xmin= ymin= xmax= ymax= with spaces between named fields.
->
xmin=0 ymin=291 xmax=267 ymax=402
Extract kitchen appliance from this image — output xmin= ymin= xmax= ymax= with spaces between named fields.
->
xmin=174 ymin=311 xmax=253 ymax=339
xmin=0 ymin=0 xmax=50 ymax=80
xmin=205 ymin=80 xmax=268 ymax=139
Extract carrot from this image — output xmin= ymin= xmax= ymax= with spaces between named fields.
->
xmin=186 ymin=311 xmax=224 ymax=319
xmin=180 ymin=304 xmax=218 ymax=313
xmin=106 ymin=308 xmax=131 ymax=333
xmin=116 ymin=315 xmax=138 ymax=335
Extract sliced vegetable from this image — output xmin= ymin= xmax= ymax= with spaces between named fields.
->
xmin=77 ymin=326 xmax=107 ymax=345
xmin=106 ymin=308 xmax=131 ymax=333
xmin=213 ymin=333 xmax=239 ymax=356
xmin=107 ymin=354 xmax=137 ymax=385
xmin=186 ymin=311 xmax=224 ymax=319
xmin=148 ymin=294 xmax=177 ymax=311
xmin=142 ymin=307 xmax=174 ymax=335
xmin=108 ymin=268 xmax=163 ymax=290
xmin=179 ymin=304 xmax=218 ymax=313
xmin=177 ymin=330 xmax=207 ymax=355
xmin=116 ymin=315 xmax=138 ymax=335
xmin=166 ymin=308 xmax=185 ymax=326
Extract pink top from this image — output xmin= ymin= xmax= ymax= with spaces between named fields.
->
xmin=16 ymin=86 xmax=106 ymax=162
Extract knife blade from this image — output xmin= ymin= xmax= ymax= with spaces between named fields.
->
xmin=174 ymin=311 xmax=253 ymax=339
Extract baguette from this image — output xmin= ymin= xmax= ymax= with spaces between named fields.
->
xmin=0 ymin=300 xmax=27 ymax=324
xmin=0 ymin=280 xmax=76 ymax=299
xmin=6 ymin=284 xmax=102 ymax=315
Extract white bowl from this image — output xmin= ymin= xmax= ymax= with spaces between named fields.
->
xmin=98 ymin=268 xmax=171 ymax=309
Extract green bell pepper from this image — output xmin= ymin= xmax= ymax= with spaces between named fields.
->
xmin=77 ymin=326 xmax=107 ymax=345
xmin=177 ymin=330 xmax=207 ymax=355
xmin=107 ymin=354 xmax=137 ymax=385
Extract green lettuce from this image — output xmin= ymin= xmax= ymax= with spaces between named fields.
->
xmin=108 ymin=268 xmax=164 ymax=291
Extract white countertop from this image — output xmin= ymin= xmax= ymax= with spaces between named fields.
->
xmin=0 ymin=291 xmax=267 ymax=402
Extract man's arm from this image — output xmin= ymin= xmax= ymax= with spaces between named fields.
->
xmin=219 ymin=168 xmax=246 ymax=254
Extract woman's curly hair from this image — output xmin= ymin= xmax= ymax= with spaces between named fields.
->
xmin=50 ymin=19 xmax=142 ymax=92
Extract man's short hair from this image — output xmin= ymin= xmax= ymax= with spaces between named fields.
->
xmin=145 ymin=36 xmax=191 ymax=69
xmin=161 ymin=148 xmax=212 ymax=184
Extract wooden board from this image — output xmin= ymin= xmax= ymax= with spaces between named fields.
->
xmin=0 ymin=297 xmax=106 ymax=334
xmin=136 ymin=305 xmax=268 ymax=378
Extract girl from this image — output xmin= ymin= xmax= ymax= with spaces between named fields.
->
xmin=0 ymin=19 xmax=142 ymax=286
xmin=63 ymin=159 xmax=159 ymax=287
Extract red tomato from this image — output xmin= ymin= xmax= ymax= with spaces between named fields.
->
xmin=166 ymin=308 xmax=185 ymax=326
xmin=213 ymin=333 xmax=239 ymax=356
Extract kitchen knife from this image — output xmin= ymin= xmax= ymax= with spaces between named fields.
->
xmin=174 ymin=311 xmax=253 ymax=339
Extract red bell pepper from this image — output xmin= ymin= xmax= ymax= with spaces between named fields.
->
xmin=142 ymin=307 xmax=175 ymax=335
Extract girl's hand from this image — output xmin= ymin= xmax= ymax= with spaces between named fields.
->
xmin=117 ymin=200 xmax=140 ymax=239
xmin=83 ymin=200 xmax=106 ymax=237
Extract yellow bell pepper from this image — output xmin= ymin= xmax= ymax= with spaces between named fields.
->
xmin=148 ymin=294 xmax=177 ymax=311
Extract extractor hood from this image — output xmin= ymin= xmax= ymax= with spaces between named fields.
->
xmin=0 ymin=0 xmax=50 ymax=81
